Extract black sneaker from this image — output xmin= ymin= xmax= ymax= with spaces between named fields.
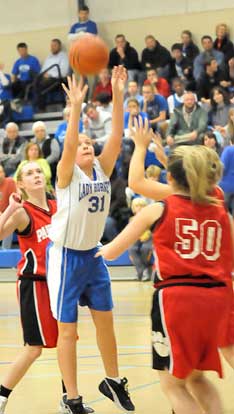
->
xmin=99 ymin=377 xmax=135 ymax=411
xmin=61 ymin=396 xmax=94 ymax=414
xmin=59 ymin=394 xmax=94 ymax=414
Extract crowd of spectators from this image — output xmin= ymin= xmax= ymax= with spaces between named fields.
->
xmin=1 ymin=5 xmax=234 ymax=270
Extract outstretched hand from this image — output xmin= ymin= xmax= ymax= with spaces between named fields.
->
xmin=129 ymin=116 xmax=153 ymax=149
xmin=151 ymin=132 xmax=168 ymax=168
xmin=62 ymin=74 xmax=88 ymax=106
xmin=9 ymin=193 xmax=22 ymax=211
xmin=95 ymin=243 xmax=117 ymax=261
xmin=111 ymin=65 xmax=127 ymax=94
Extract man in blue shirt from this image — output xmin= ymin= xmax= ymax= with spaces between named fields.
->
xmin=141 ymin=83 xmax=168 ymax=131
xmin=11 ymin=42 xmax=40 ymax=99
xmin=68 ymin=5 xmax=97 ymax=41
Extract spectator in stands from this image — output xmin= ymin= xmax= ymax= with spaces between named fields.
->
xmin=14 ymin=142 xmax=53 ymax=193
xmin=128 ymin=197 xmax=153 ymax=281
xmin=68 ymin=4 xmax=97 ymax=41
xmin=95 ymin=92 xmax=113 ymax=114
xmin=0 ymin=63 xmax=12 ymax=127
xmin=201 ymin=130 xmax=221 ymax=154
xmin=141 ymin=35 xmax=171 ymax=78
xmin=180 ymin=30 xmax=200 ymax=66
xmin=141 ymin=83 xmax=167 ymax=132
xmin=168 ymin=43 xmax=195 ymax=90
xmin=102 ymin=167 xmax=130 ymax=243
xmin=167 ymin=78 xmax=186 ymax=115
xmin=220 ymin=107 xmax=234 ymax=146
xmin=92 ymin=68 xmax=112 ymax=101
xmin=144 ymin=68 xmax=170 ymax=98
xmin=0 ymin=163 xmax=17 ymax=249
xmin=219 ymin=136 xmax=234 ymax=214
xmin=31 ymin=121 xmax=60 ymax=181
xmin=1 ymin=122 xmax=25 ymax=176
xmin=124 ymin=80 xmax=143 ymax=109
xmin=123 ymin=98 xmax=148 ymax=155
xmin=35 ymin=39 xmax=69 ymax=110
xmin=213 ymin=23 xmax=234 ymax=65
xmin=193 ymin=35 xmax=224 ymax=81
xmin=11 ymin=42 xmax=40 ymax=100
xmin=166 ymin=91 xmax=208 ymax=146
xmin=83 ymin=103 xmax=112 ymax=154
xmin=208 ymin=86 xmax=234 ymax=129
xmin=109 ymin=34 xmax=141 ymax=83
xmin=54 ymin=106 xmax=83 ymax=151
xmin=197 ymin=58 xmax=229 ymax=101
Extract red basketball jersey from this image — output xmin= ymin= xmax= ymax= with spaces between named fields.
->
xmin=152 ymin=195 xmax=232 ymax=283
xmin=17 ymin=199 xmax=57 ymax=278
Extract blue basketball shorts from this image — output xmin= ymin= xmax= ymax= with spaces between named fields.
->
xmin=47 ymin=243 xmax=113 ymax=323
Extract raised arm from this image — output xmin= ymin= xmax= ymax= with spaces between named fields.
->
xmin=128 ymin=117 xmax=172 ymax=200
xmin=57 ymin=75 xmax=88 ymax=188
xmin=96 ymin=202 xmax=164 ymax=260
xmin=0 ymin=194 xmax=29 ymax=241
xmin=98 ymin=66 xmax=127 ymax=177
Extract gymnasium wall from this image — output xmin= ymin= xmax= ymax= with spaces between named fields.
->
xmin=0 ymin=0 xmax=234 ymax=72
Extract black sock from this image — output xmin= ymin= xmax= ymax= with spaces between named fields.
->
xmin=0 ymin=385 xmax=12 ymax=398
xmin=62 ymin=380 xmax=67 ymax=394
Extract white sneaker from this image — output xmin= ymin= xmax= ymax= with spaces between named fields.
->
xmin=0 ymin=396 xmax=8 ymax=414
xmin=59 ymin=394 xmax=94 ymax=413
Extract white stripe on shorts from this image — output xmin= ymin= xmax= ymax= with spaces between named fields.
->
xmin=33 ymin=282 xmax=46 ymax=346
xmin=47 ymin=244 xmax=64 ymax=321
xmin=158 ymin=289 xmax=174 ymax=374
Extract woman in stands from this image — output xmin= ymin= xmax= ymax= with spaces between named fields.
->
xmin=97 ymin=121 xmax=233 ymax=414
xmin=0 ymin=162 xmax=93 ymax=414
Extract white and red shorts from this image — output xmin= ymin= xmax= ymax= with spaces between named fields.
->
xmin=151 ymin=284 xmax=230 ymax=379
xmin=17 ymin=277 xmax=58 ymax=348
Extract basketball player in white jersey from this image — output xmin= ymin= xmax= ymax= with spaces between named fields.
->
xmin=47 ymin=67 xmax=135 ymax=414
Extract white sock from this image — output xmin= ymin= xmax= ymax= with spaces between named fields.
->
xmin=106 ymin=376 xmax=121 ymax=384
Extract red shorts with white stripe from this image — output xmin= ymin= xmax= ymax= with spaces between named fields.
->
xmin=151 ymin=284 xmax=230 ymax=379
xmin=17 ymin=278 xmax=58 ymax=348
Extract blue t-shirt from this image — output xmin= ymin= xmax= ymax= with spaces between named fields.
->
xmin=0 ymin=74 xmax=12 ymax=100
xmin=55 ymin=120 xmax=83 ymax=151
xmin=124 ymin=111 xmax=148 ymax=129
xmin=219 ymin=146 xmax=234 ymax=193
xmin=12 ymin=55 xmax=41 ymax=82
xmin=69 ymin=20 xmax=97 ymax=35
xmin=141 ymin=94 xmax=168 ymax=120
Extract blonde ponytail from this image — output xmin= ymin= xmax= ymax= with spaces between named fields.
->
xmin=168 ymin=146 xmax=223 ymax=204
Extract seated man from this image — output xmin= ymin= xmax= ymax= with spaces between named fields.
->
xmin=83 ymin=103 xmax=112 ymax=154
xmin=141 ymin=83 xmax=168 ymax=131
xmin=35 ymin=39 xmax=69 ymax=110
xmin=193 ymin=35 xmax=224 ymax=81
xmin=179 ymin=30 xmax=200 ymax=66
xmin=141 ymin=35 xmax=171 ymax=78
xmin=168 ymin=43 xmax=195 ymax=90
xmin=167 ymin=78 xmax=186 ymax=115
xmin=197 ymin=58 xmax=229 ymax=102
xmin=124 ymin=80 xmax=144 ymax=109
xmin=11 ymin=42 xmax=40 ymax=100
xmin=166 ymin=91 xmax=208 ymax=146
xmin=109 ymin=34 xmax=141 ymax=83
xmin=68 ymin=4 xmax=97 ymax=41
xmin=144 ymin=68 xmax=170 ymax=98
xmin=1 ymin=122 xmax=25 ymax=176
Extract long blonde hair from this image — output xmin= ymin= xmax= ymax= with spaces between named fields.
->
xmin=167 ymin=146 xmax=223 ymax=204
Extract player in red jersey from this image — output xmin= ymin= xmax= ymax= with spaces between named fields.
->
xmin=96 ymin=122 xmax=233 ymax=413
xmin=0 ymin=162 xmax=93 ymax=414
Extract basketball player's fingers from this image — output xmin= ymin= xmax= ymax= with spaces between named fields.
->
xmin=94 ymin=250 xmax=102 ymax=258
xmin=67 ymin=76 xmax=72 ymax=92
xmin=143 ymin=117 xmax=149 ymax=133
xmin=138 ymin=115 xmax=143 ymax=131
xmin=72 ymin=73 xmax=77 ymax=88
xmin=81 ymin=84 xmax=89 ymax=99
xmin=78 ymin=75 xmax=84 ymax=90
xmin=62 ymin=83 xmax=70 ymax=96
xmin=133 ymin=116 xmax=139 ymax=131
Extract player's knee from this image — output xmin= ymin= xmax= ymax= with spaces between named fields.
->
xmin=58 ymin=325 xmax=77 ymax=342
xmin=26 ymin=345 xmax=42 ymax=361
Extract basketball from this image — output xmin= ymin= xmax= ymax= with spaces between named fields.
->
xmin=69 ymin=34 xmax=109 ymax=75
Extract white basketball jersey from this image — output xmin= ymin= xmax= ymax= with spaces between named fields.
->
xmin=49 ymin=159 xmax=111 ymax=250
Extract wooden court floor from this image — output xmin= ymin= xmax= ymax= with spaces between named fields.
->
xmin=0 ymin=280 xmax=234 ymax=414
